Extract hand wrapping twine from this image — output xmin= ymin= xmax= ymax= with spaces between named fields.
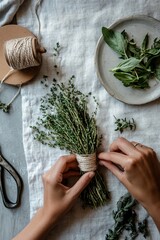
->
xmin=0 ymin=35 xmax=46 ymax=110
xmin=76 ymin=153 xmax=97 ymax=172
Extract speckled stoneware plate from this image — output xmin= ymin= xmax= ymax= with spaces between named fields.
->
xmin=95 ymin=15 xmax=160 ymax=105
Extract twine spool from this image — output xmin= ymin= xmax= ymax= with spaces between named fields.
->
xmin=4 ymin=36 xmax=45 ymax=70
xmin=0 ymin=36 xmax=46 ymax=111
xmin=76 ymin=153 xmax=97 ymax=172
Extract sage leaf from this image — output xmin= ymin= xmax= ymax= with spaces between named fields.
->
xmin=113 ymin=72 xmax=137 ymax=86
xmin=102 ymin=27 xmax=127 ymax=57
xmin=105 ymin=193 xmax=150 ymax=240
xmin=112 ymin=57 xmax=141 ymax=72
xmin=141 ymin=34 xmax=148 ymax=52
xmin=128 ymin=43 xmax=141 ymax=58
xmin=154 ymin=61 xmax=160 ymax=80
xmin=147 ymin=48 xmax=160 ymax=56
xmin=152 ymin=37 xmax=160 ymax=49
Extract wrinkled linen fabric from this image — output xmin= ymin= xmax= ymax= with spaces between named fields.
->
xmin=17 ymin=0 xmax=160 ymax=239
xmin=0 ymin=0 xmax=24 ymax=26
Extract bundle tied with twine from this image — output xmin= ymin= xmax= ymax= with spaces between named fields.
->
xmin=32 ymin=76 xmax=109 ymax=208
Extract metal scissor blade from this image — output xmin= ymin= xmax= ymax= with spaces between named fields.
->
xmin=0 ymin=149 xmax=23 ymax=208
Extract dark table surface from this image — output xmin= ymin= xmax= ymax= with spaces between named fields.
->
xmin=0 ymin=84 xmax=29 ymax=240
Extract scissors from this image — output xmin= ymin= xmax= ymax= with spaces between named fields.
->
xmin=0 ymin=147 xmax=23 ymax=208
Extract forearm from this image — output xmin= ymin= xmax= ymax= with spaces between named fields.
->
xmin=12 ymin=208 xmax=55 ymax=240
xmin=146 ymin=202 xmax=160 ymax=231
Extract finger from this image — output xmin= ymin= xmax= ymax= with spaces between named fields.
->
xmin=63 ymin=171 xmax=80 ymax=179
xmin=51 ymin=154 xmax=76 ymax=173
xmin=132 ymin=141 xmax=154 ymax=152
xmin=46 ymin=155 xmax=77 ymax=185
xmin=68 ymin=172 xmax=95 ymax=199
xmin=98 ymin=152 xmax=128 ymax=168
xmin=100 ymin=160 xmax=131 ymax=189
xmin=109 ymin=137 xmax=137 ymax=155
xmin=63 ymin=162 xmax=79 ymax=173
xmin=100 ymin=160 xmax=124 ymax=180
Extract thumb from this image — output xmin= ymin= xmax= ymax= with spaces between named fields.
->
xmin=69 ymin=171 xmax=95 ymax=199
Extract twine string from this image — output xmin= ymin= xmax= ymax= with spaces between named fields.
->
xmin=76 ymin=153 xmax=97 ymax=172
xmin=0 ymin=36 xmax=44 ymax=110
xmin=5 ymin=36 xmax=41 ymax=70
xmin=0 ymin=69 xmax=14 ymax=93
xmin=7 ymin=85 xmax=22 ymax=107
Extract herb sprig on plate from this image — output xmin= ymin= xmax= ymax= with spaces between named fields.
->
xmin=102 ymin=27 xmax=160 ymax=89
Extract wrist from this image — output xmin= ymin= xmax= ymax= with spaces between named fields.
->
xmin=143 ymin=200 xmax=160 ymax=230
xmin=39 ymin=207 xmax=58 ymax=230
xmin=12 ymin=208 xmax=58 ymax=240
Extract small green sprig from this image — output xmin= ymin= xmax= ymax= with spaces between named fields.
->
xmin=53 ymin=42 xmax=61 ymax=56
xmin=114 ymin=116 xmax=136 ymax=133
xmin=106 ymin=193 xmax=149 ymax=240
xmin=0 ymin=101 xmax=10 ymax=113
xmin=138 ymin=218 xmax=149 ymax=238
xmin=32 ymin=76 xmax=109 ymax=208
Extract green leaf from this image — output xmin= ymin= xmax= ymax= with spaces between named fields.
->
xmin=112 ymin=57 xmax=141 ymax=72
xmin=146 ymin=48 xmax=160 ymax=56
xmin=132 ymin=80 xmax=150 ymax=89
xmin=127 ymin=43 xmax=141 ymax=58
xmin=141 ymin=34 xmax=149 ymax=52
xmin=152 ymin=37 xmax=160 ymax=49
xmin=146 ymin=49 xmax=160 ymax=67
xmin=114 ymin=72 xmax=137 ymax=86
xmin=154 ymin=62 xmax=160 ymax=80
xmin=102 ymin=27 xmax=127 ymax=56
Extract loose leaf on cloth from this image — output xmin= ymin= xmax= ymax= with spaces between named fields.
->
xmin=31 ymin=77 xmax=109 ymax=208
xmin=114 ymin=116 xmax=136 ymax=133
xmin=106 ymin=193 xmax=149 ymax=240
xmin=102 ymin=27 xmax=160 ymax=89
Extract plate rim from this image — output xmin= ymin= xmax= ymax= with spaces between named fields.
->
xmin=95 ymin=15 xmax=160 ymax=105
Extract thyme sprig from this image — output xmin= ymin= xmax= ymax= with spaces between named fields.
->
xmin=32 ymin=76 xmax=109 ymax=208
xmin=114 ymin=116 xmax=136 ymax=133
xmin=0 ymin=101 xmax=10 ymax=113
xmin=53 ymin=42 xmax=61 ymax=56
xmin=106 ymin=193 xmax=149 ymax=240
xmin=138 ymin=218 xmax=149 ymax=238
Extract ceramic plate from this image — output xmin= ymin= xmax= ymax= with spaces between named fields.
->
xmin=95 ymin=15 xmax=160 ymax=105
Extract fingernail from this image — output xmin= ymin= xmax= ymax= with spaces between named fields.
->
xmin=88 ymin=172 xmax=95 ymax=178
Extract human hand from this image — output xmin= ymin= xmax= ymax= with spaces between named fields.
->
xmin=98 ymin=137 xmax=160 ymax=229
xmin=41 ymin=154 xmax=95 ymax=226
xmin=13 ymin=155 xmax=95 ymax=240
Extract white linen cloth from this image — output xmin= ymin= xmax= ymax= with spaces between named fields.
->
xmin=16 ymin=0 xmax=160 ymax=239
xmin=0 ymin=0 xmax=24 ymax=26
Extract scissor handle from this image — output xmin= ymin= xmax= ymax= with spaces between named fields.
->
xmin=0 ymin=159 xmax=23 ymax=209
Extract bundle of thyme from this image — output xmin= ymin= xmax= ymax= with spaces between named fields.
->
xmin=32 ymin=76 xmax=109 ymax=208
xmin=106 ymin=193 xmax=149 ymax=240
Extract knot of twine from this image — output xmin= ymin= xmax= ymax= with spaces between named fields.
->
xmin=76 ymin=153 xmax=97 ymax=172
xmin=4 ymin=36 xmax=43 ymax=70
